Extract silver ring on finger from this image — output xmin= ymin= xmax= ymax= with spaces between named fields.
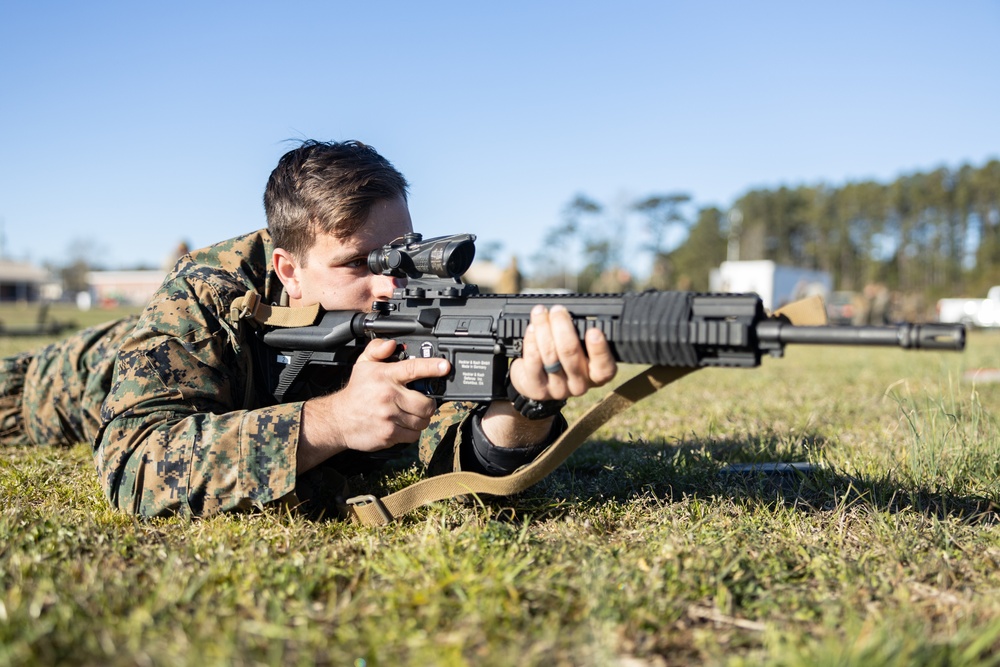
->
xmin=543 ymin=360 xmax=564 ymax=374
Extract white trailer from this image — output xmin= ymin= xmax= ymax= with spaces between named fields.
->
xmin=936 ymin=286 xmax=1000 ymax=328
xmin=709 ymin=260 xmax=832 ymax=312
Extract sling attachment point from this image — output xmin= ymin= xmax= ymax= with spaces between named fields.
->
xmin=231 ymin=290 xmax=323 ymax=328
xmin=346 ymin=494 xmax=394 ymax=524
xmin=231 ymin=290 xmax=263 ymax=322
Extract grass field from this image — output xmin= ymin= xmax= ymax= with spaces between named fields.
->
xmin=2 ymin=307 xmax=1000 ymax=666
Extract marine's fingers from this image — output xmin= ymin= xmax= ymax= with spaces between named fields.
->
xmin=584 ymin=327 xmax=618 ymax=386
xmin=388 ymin=356 xmax=451 ymax=385
xmin=391 ymin=406 xmax=436 ymax=432
xmin=548 ymin=305 xmax=592 ymax=394
xmin=388 ymin=424 xmax=425 ymax=446
xmin=503 ymin=329 xmax=547 ymax=403
xmin=357 ymin=338 xmax=399 ymax=363
xmin=395 ymin=386 xmax=440 ymax=420
xmin=529 ymin=304 xmax=561 ymax=372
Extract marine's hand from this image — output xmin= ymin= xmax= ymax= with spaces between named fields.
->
xmin=297 ymin=338 xmax=450 ymax=472
xmin=508 ymin=304 xmax=618 ymax=401
xmin=481 ymin=304 xmax=617 ymax=449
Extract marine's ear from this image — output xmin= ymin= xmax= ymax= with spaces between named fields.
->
xmin=272 ymin=248 xmax=303 ymax=301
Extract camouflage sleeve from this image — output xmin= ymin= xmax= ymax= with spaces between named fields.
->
xmin=418 ymin=401 xmax=566 ymax=478
xmin=94 ymin=274 xmax=299 ymax=518
xmin=418 ymin=401 xmax=477 ymax=476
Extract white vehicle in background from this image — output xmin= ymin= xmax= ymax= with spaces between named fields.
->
xmin=936 ymin=286 xmax=1000 ymax=328
xmin=709 ymin=260 xmax=832 ymax=313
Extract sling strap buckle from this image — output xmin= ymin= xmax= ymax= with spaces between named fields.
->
xmin=346 ymin=494 xmax=394 ymax=524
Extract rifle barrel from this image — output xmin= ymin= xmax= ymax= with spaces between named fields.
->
xmin=756 ymin=321 xmax=965 ymax=351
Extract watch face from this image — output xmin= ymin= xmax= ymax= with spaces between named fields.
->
xmin=509 ymin=381 xmax=566 ymax=419
xmin=521 ymin=398 xmax=566 ymax=420
xmin=524 ymin=403 xmax=546 ymax=419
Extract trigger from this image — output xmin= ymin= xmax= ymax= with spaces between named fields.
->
xmin=408 ymin=377 xmax=447 ymax=397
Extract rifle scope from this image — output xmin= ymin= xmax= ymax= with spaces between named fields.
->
xmin=368 ymin=232 xmax=477 ymax=280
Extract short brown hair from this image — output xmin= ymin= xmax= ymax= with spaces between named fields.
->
xmin=264 ymin=140 xmax=409 ymax=259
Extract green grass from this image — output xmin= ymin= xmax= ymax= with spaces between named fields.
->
xmin=3 ymin=320 xmax=1000 ymax=666
xmin=0 ymin=302 xmax=141 ymax=335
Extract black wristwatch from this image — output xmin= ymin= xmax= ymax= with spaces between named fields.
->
xmin=506 ymin=381 xmax=566 ymax=420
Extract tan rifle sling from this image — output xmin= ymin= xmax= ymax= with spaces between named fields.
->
xmin=230 ymin=291 xmax=322 ymax=328
xmin=345 ymin=364 xmax=696 ymax=525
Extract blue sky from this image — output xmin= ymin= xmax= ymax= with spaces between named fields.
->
xmin=1 ymin=1 xmax=997 ymax=274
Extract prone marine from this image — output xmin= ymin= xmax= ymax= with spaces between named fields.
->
xmin=0 ymin=140 xmax=618 ymax=518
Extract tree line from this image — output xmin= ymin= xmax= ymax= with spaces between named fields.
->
xmin=531 ymin=159 xmax=1000 ymax=311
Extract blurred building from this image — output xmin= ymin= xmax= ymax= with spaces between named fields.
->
xmin=87 ymin=270 xmax=166 ymax=307
xmin=85 ymin=239 xmax=187 ymax=308
xmin=0 ymin=258 xmax=51 ymax=302
xmin=463 ymin=260 xmax=503 ymax=292
xmin=463 ymin=257 xmax=523 ymax=293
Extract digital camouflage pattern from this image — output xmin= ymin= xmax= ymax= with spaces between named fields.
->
xmin=94 ymin=229 xmax=299 ymax=517
xmin=0 ymin=317 xmax=139 ymax=447
xmin=0 ymin=352 xmax=31 ymax=445
xmin=2 ymin=229 xmax=477 ymax=518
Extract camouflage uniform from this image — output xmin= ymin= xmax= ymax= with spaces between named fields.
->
xmin=0 ymin=317 xmax=139 ymax=447
xmin=1 ymin=230 xmax=493 ymax=518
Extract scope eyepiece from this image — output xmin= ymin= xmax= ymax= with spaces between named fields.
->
xmin=368 ymin=232 xmax=477 ymax=279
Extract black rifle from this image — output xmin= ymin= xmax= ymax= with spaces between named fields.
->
xmin=261 ymin=233 xmax=966 ymax=403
